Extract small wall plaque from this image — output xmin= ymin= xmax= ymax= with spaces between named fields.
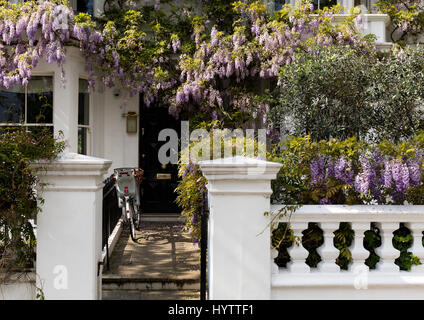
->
xmin=156 ymin=173 xmax=171 ymax=180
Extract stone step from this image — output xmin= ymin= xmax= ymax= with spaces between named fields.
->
xmin=102 ymin=276 xmax=200 ymax=291
xmin=102 ymin=289 xmax=200 ymax=300
xmin=139 ymin=214 xmax=183 ymax=222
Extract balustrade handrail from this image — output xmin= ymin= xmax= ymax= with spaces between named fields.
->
xmin=271 ymin=204 xmax=424 ymax=223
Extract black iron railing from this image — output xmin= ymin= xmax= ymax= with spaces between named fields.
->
xmin=200 ymin=190 xmax=209 ymax=300
xmin=102 ymin=174 xmax=122 ymax=270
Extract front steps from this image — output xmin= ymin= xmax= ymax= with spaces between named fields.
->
xmin=102 ymin=276 xmax=200 ymax=300
xmin=101 ymin=222 xmax=201 ymax=300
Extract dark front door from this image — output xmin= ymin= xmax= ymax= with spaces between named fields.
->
xmin=139 ymin=102 xmax=180 ymax=214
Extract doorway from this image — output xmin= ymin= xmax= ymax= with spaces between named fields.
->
xmin=139 ymin=102 xmax=181 ymax=214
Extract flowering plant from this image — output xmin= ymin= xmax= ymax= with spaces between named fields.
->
xmin=272 ymin=133 xmax=424 ymax=205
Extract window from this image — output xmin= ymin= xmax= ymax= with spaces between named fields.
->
xmin=273 ymin=0 xmax=289 ymax=11
xmin=78 ymin=79 xmax=90 ymax=155
xmin=69 ymin=0 xmax=94 ymax=15
xmin=354 ymin=0 xmax=371 ymax=10
xmin=312 ymin=0 xmax=338 ymax=10
xmin=0 ymin=76 xmax=53 ymax=134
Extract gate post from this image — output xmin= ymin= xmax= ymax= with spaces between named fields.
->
xmin=34 ymin=153 xmax=112 ymax=300
xmin=199 ymin=156 xmax=282 ymax=300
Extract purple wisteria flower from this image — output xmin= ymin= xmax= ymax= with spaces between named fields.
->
xmin=408 ymin=160 xmax=421 ymax=186
xmin=334 ymin=157 xmax=354 ymax=185
xmin=310 ymin=156 xmax=325 ymax=184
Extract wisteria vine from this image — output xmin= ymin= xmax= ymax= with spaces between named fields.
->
xmin=0 ymin=0 xmax=383 ymax=125
xmin=0 ymin=0 xmax=102 ymax=89
xmin=172 ymin=0 xmax=375 ymax=124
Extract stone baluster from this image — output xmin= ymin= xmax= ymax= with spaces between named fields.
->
xmin=350 ymin=222 xmax=370 ymax=272
xmin=317 ymin=222 xmax=340 ymax=272
xmin=406 ymin=222 xmax=424 ymax=272
xmin=287 ymin=222 xmax=310 ymax=273
xmin=271 ymin=248 xmax=279 ymax=274
xmin=375 ymin=222 xmax=399 ymax=272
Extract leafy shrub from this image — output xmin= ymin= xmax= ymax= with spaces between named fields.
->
xmin=0 ymin=127 xmax=64 ymax=275
xmin=269 ymin=46 xmax=424 ymax=142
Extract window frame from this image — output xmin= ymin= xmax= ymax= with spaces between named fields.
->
xmin=77 ymin=77 xmax=93 ymax=156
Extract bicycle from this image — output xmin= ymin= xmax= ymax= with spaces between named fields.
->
xmin=114 ymin=167 xmax=143 ymax=242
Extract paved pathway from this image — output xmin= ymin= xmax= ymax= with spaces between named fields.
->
xmin=102 ymin=221 xmax=201 ymax=300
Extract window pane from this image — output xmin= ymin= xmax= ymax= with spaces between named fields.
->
xmin=355 ymin=0 xmax=370 ymax=9
xmin=27 ymin=76 xmax=53 ymax=124
xmin=78 ymin=127 xmax=87 ymax=155
xmin=0 ymin=83 xmax=25 ymax=123
xmin=78 ymin=79 xmax=89 ymax=126
xmin=312 ymin=0 xmax=337 ymax=10
xmin=274 ymin=0 xmax=288 ymax=11
xmin=77 ymin=0 xmax=94 ymax=15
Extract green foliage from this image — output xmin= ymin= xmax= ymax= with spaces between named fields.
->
xmin=0 ymin=128 xmax=64 ymax=274
xmin=270 ymin=45 xmax=424 ymax=143
xmin=270 ymin=135 xmax=365 ymax=205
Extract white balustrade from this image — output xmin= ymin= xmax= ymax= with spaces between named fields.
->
xmin=270 ymin=205 xmax=424 ymax=299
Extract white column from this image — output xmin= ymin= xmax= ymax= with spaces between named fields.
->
xmin=317 ymin=222 xmax=340 ymax=272
xmin=34 ymin=153 xmax=112 ymax=299
xmin=375 ymin=222 xmax=399 ymax=272
xmin=350 ymin=222 xmax=370 ymax=271
xmin=287 ymin=222 xmax=310 ymax=273
xmin=199 ymin=156 xmax=282 ymax=300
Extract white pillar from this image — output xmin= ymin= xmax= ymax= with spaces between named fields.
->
xmin=53 ymin=58 xmax=78 ymax=153
xmin=199 ymin=156 xmax=282 ymax=300
xmin=34 ymin=153 xmax=112 ymax=300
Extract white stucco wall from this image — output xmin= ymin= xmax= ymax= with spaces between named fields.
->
xmin=100 ymin=87 xmax=140 ymax=174
xmin=32 ymin=46 xmax=140 ymax=174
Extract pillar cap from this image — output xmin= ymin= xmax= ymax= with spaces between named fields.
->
xmin=32 ymin=152 xmax=112 ymax=176
xmin=199 ymin=156 xmax=282 ymax=181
